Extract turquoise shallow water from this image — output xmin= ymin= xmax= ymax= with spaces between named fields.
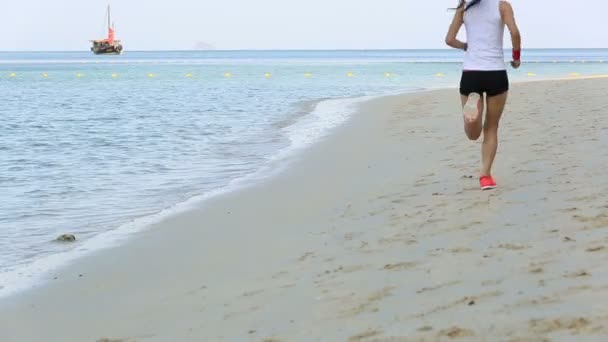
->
xmin=1 ymin=49 xmax=608 ymax=297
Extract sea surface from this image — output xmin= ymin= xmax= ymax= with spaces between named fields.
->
xmin=1 ymin=49 xmax=608 ymax=297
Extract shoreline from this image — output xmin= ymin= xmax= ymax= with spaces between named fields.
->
xmin=3 ymin=77 xmax=608 ymax=341
xmin=0 ymin=91 xmax=381 ymax=300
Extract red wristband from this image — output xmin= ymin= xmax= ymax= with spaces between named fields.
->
xmin=512 ymin=49 xmax=521 ymax=61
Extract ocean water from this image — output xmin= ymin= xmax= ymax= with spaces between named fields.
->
xmin=1 ymin=49 xmax=608 ymax=297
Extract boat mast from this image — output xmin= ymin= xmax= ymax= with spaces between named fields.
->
xmin=106 ymin=4 xmax=115 ymax=43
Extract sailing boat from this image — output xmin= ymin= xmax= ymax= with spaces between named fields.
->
xmin=90 ymin=5 xmax=123 ymax=55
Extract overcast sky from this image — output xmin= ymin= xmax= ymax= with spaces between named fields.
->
xmin=2 ymin=0 xmax=607 ymax=51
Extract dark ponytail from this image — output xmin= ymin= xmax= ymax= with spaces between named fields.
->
xmin=451 ymin=0 xmax=482 ymax=11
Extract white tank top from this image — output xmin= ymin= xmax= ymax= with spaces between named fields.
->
xmin=463 ymin=0 xmax=506 ymax=71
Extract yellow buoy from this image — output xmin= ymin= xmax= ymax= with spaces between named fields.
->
xmin=224 ymin=72 xmax=232 ymax=78
xmin=76 ymin=73 xmax=84 ymax=78
xmin=346 ymin=72 xmax=354 ymax=77
xmin=527 ymin=72 xmax=536 ymax=77
xmin=264 ymin=72 xmax=272 ymax=78
xmin=435 ymin=72 xmax=444 ymax=77
xmin=148 ymin=73 xmax=156 ymax=78
xmin=569 ymin=72 xmax=580 ymax=77
xmin=384 ymin=72 xmax=392 ymax=77
xmin=9 ymin=72 xmax=16 ymax=77
xmin=185 ymin=73 xmax=193 ymax=78
xmin=304 ymin=72 xmax=312 ymax=78
xmin=111 ymin=73 xmax=119 ymax=78
xmin=42 ymin=73 xmax=49 ymax=78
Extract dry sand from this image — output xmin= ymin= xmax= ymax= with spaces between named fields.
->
xmin=2 ymin=78 xmax=608 ymax=342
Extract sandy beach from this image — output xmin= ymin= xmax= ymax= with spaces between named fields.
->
xmin=2 ymin=77 xmax=608 ymax=342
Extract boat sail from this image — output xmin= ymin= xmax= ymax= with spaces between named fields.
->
xmin=90 ymin=5 xmax=123 ymax=55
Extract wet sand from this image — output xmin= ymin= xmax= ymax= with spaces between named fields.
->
xmin=2 ymin=78 xmax=608 ymax=342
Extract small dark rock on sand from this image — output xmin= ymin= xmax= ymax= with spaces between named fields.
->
xmin=56 ymin=234 xmax=76 ymax=242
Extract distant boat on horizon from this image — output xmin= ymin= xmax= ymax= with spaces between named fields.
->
xmin=90 ymin=5 xmax=123 ymax=55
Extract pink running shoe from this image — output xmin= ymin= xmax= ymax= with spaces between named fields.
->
xmin=479 ymin=176 xmax=497 ymax=190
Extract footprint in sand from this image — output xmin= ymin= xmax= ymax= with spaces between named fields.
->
xmin=569 ymin=195 xmax=599 ymax=202
xmin=497 ymin=243 xmax=530 ymax=251
xmin=342 ymin=287 xmax=395 ymax=317
xmin=242 ymin=289 xmax=264 ymax=297
xmin=424 ymin=218 xmax=448 ymax=225
xmin=481 ymin=279 xmax=503 ymax=287
xmin=96 ymin=337 xmax=151 ymax=342
xmin=298 ymin=252 xmax=315 ymax=261
xmin=529 ymin=267 xmax=544 ymax=274
xmin=417 ymin=280 xmax=461 ymax=294
xmin=565 ymin=270 xmax=591 ymax=278
xmin=454 ymin=221 xmax=482 ymax=230
xmin=348 ymin=329 xmax=383 ymax=341
xmin=514 ymin=295 xmax=562 ymax=308
xmin=437 ymin=326 xmax=475 ymax=338
xmin=383 ymin=262 xmax=418 ymax=271
xmin=586 ymin=246 xmax=605 ymax=252
xmin=378 ymin=235 xmax=403 ymax=245
xmin=450 ymin=247 xmax=473 ymax=254
xmin=416 ymin=291 xmax=503 ymax=318
xmin=529 ymin=317 xmax=593 ymax=334
xmin=319 ymin=265 xmax=369 ymax=278
xmin=417 ymin=326 xmax=434 ymax=332
xmin=573 ymin=213 xmax=608 ymax=229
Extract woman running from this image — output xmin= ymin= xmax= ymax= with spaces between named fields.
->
xmin=445 ymin=0 xmax=521 ymax=190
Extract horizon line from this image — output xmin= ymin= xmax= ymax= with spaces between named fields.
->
xmin=2 ymin=47 xmax=608 ymax=53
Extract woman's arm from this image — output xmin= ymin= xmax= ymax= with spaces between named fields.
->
xmin=445 ymin=7 xmax=466 ymax=51
xmin=500 ymin=1 xmax=521 ymax=66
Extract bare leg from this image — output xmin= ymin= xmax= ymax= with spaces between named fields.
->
xmin=460 ymin=93 xmax=484 ymax=140
xmin=481 ymin=92 xmax=508 ymax=176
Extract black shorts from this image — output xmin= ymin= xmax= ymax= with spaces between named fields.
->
xmin=459 ymin=70 xmax=509 ymax=97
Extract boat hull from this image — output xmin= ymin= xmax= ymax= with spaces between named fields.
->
xmin=91 ymin=44 xmax=123 ymax=55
